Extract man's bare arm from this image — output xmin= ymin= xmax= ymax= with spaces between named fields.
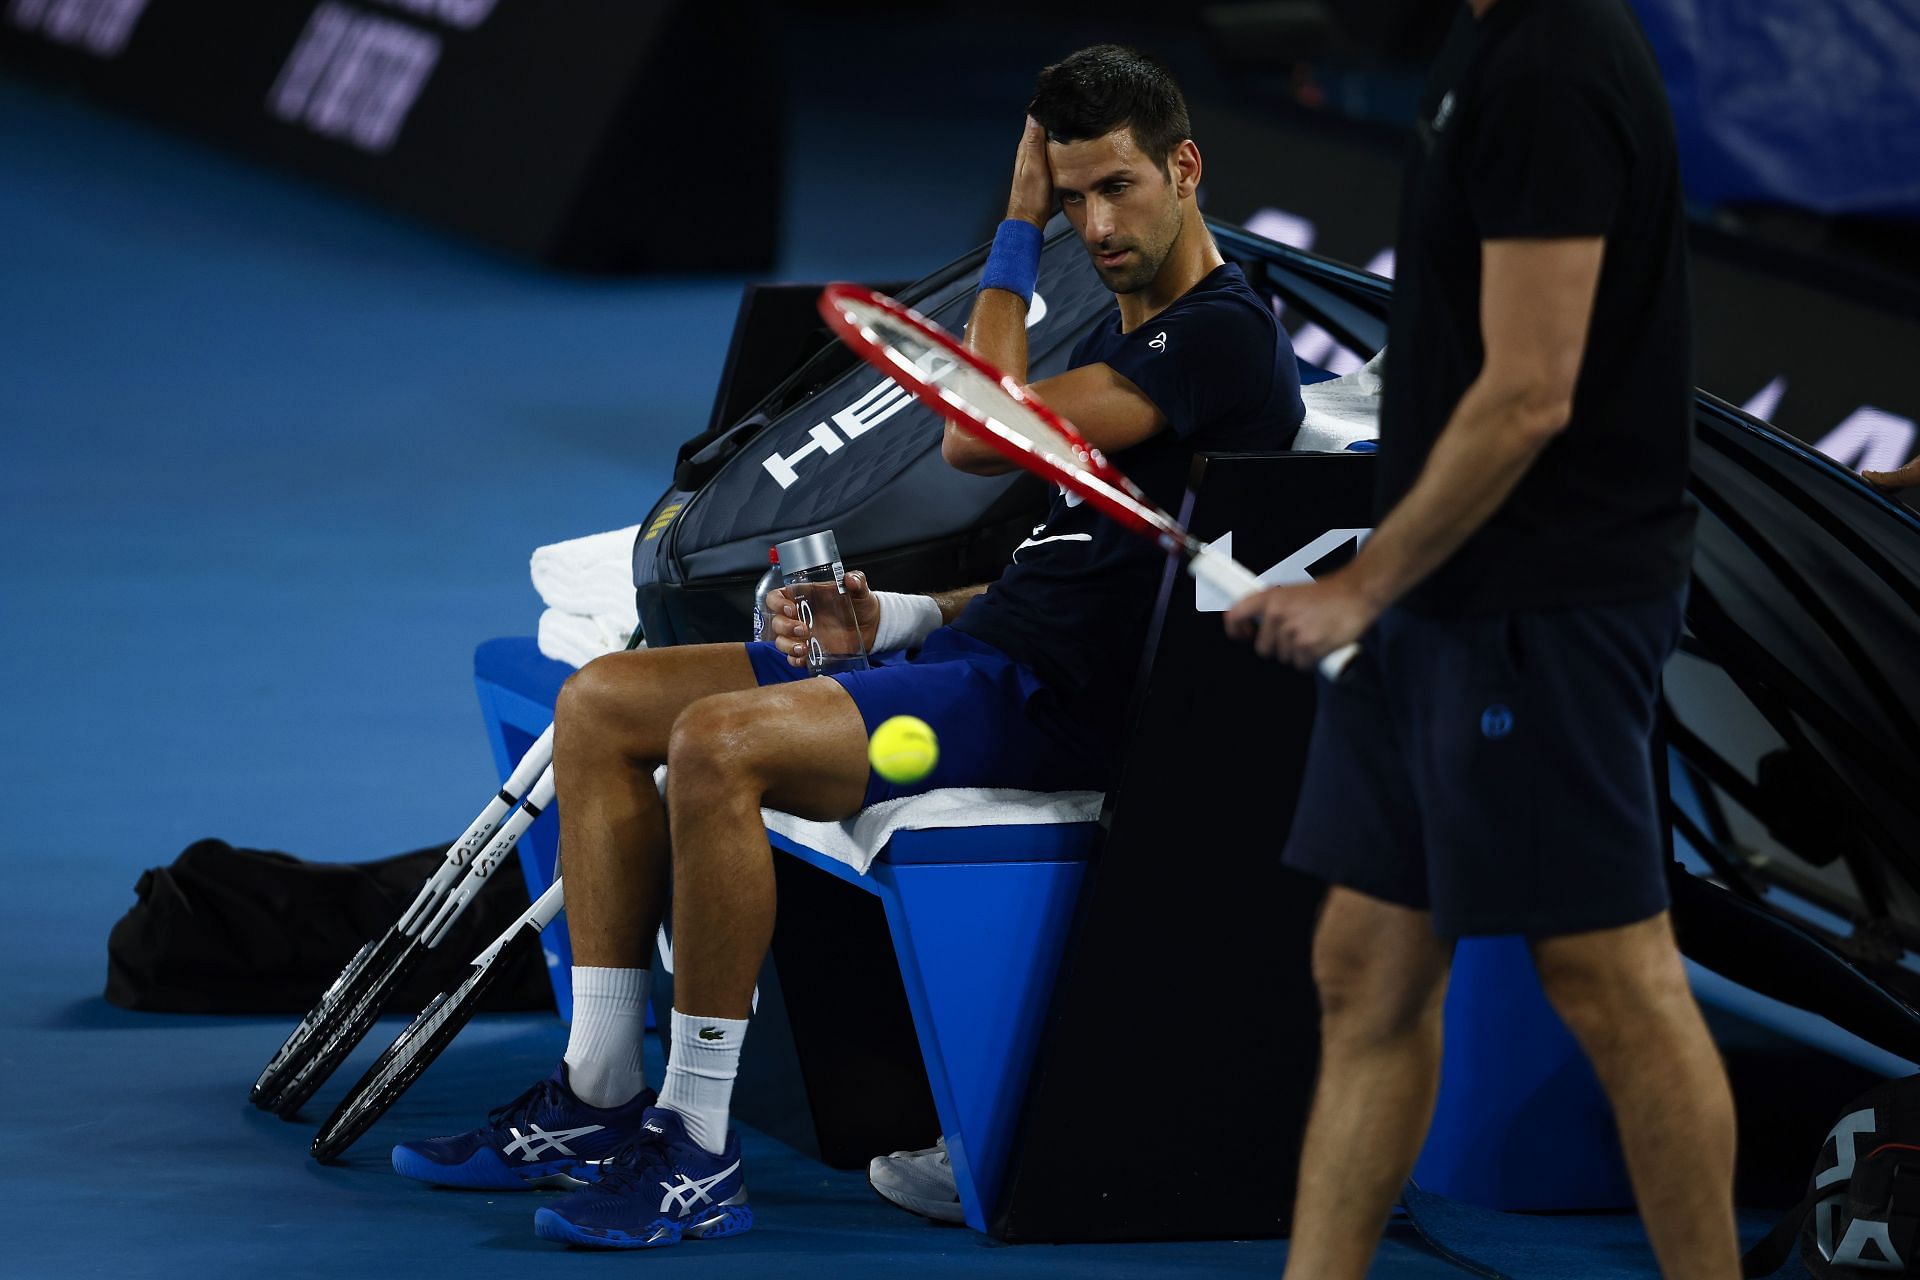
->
xmin=766 ymin=576 xmax=989 ymax=665
xmin=1344 ymin=235 xmax=1605 ymax=607
xmin=948 ymin=118 xmax=1173 ymax=474
xmin=947 ymin=120 xmax=1053 ymax=475
xmin=1227 ymin=235 xmax=1607 ymax=664
xmin=930 ymin=584 xmax=989 ymax=622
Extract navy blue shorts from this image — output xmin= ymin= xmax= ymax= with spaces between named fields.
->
xmin=745 ymin=627 xmax=1109 ymax=808
xmin=1281 ymin=587 xmax=1685 ymax=938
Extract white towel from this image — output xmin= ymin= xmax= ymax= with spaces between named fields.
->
xmin=1293 ymin=347 xmax=1385 ymax=453
xmin=648 ymin=766 xmax=1101 ymax=876
xmin=537 ymin=608 xmax=637 ymax=669
xmin=760 ymin=788 xmax=1105 ymax=876
xmin=530 ymin=525 xmax=643 ymax=619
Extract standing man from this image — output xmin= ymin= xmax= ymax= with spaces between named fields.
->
xmin=1226 ymin=1 xmax=1740 ymax=1277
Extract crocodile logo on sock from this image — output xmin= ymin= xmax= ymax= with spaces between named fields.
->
xmin=698 ymin=1027 xmax=725 ymax=1042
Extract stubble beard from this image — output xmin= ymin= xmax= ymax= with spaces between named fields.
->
xmin=1098 ymin=251 xmax=1161 ymax=295
xmin=1094 ymin=194 xmax=1183 ymax=296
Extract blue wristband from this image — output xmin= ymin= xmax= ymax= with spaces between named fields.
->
xmin=979 ymin=218 xmax=1043 ymax=305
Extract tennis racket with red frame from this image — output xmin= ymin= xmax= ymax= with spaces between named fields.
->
xmin=816 ymin=283 xmax=1358 ymax=679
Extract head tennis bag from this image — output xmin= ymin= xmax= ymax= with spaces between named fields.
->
xmin=1745 ymin=1075 xmax=1920 ymax=1276
xmin=632 ymin=217 xmax=1117 ymax=647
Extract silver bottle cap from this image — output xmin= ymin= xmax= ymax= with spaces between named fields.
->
xmin=774 ymin=530 xmax=841 ymax=575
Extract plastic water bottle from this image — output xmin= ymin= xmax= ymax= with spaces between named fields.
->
xmin=774 ymin=530 xmax=870 ymax=676
xmin=750 ymin=546 xmax=781 ymax=641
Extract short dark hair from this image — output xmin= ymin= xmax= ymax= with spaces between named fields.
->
xmin=1028 ymin=45 xmax=1192 ymax=172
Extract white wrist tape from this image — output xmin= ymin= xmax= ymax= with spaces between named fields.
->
xmin=870 ymin=590 xmax=944 ymax=653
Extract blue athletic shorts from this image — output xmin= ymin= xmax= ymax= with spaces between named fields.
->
xmin=744 ymin=626 xmax=1110 ymax=808
xmin=1281 ymin=587 xmax=1685 ymax=938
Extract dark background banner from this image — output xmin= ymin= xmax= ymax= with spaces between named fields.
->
xmin=5 ymin=2 xmax=1911 ymax=485
xmin=0 ymin=0 xmax=779 ymax=271
xmin=1629 ymin=0 xmax=1920 ymax=218
xmin=1194 ymin=103 xmax=1920 ymax=491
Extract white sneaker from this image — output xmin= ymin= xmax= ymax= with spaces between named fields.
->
xmin=867 ymin=1137 xmax=964 ymax=1224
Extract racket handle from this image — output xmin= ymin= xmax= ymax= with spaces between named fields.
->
xmin=1189 ymin=546 xmax=1362 ymax=682
xmin=1186 ymin=543 xmax=1264 ymax=602
xmin=472 ymin=878 xmax=565 ymax=967
xmin=502 ymin=724 xmax=556 ymax=796
xmin=1318 ymin=642 xmax=1361 ymax=683
xmin=421 ymin=769 xmax=555 ymax=948
xmin=397 ymin=726 xmax=559 ymax=936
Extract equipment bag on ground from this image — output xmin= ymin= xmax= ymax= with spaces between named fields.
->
xmin=105 ymin=838 xmax=554 ymax=1014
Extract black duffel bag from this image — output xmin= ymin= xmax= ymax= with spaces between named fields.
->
xmin=105 ymin=838 xmax=553 ymax=1014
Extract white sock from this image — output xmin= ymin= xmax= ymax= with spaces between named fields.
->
xmin=658 ymin=1009 xmax=749 ymax=1155
xmin=563 ymin=966 xmax=651 ymax=1109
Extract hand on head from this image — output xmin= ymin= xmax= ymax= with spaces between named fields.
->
xmin=1006 ymin=116 xmax=1055 ymax=229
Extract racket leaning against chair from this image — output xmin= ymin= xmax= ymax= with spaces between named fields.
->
xmin=252 ymin=630 xmax=643 ymax=1115
xmin=310 ymin=875 xmax=567 ymax=1162
xmin=315 ymin=778 xmax=699 ymax=1159
xmin=815 ymin=283 xmax=1358 ymax=680
xmin=249 ymin=725 xmax=557 ymax=1112
xmin=261 ymin=765 xmax=562 ymax=1118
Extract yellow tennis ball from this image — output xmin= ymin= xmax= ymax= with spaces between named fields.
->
xmin=869 ymin=715 xmax=939 ymax=784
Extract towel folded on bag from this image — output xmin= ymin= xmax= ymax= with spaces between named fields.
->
xmin=529 ymin=525 xmax=641 ymax=666
xmin=538 ymin=609 xmax=635 ymax=670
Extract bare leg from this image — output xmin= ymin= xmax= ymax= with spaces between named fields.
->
xmin=1283 ymin=888 xmax=1453 ymax=1280
xmin=552 ymin=644 xmax=759 ymax=969
xmin=663 ymin=678 xmax=871 ymax=1018
xmin=1532 ymin=914 xmax=1739 ymax=1280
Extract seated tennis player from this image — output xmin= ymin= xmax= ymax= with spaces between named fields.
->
xmin=391 ymin=43 xmax=1305 ymax=1249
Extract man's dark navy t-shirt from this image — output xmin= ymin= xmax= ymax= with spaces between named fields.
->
xmin=1379 ymin=0 xmax=1696 ymax=616
xmin=954 ymin=262 xmax=1305 ymax=731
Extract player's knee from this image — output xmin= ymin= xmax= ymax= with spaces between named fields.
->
xmin=555 ymin=652 xmax=630 ymax=734
xmin=1532 ymin=926 xmax=1690 ymax=1055
xmin=1311 ymin=925 xmax=1442 ymax=1043
xmin=665 ymin=693 xmax=767 ymax=788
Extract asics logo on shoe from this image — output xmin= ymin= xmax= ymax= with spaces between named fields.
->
xmin=643 ymin=1120 xmax=665 ymax=1135
xmin=657 ymin=1160 xmax=742 ymax=1215
xmin=503 ymin=1123 xmax=604 ymax=1162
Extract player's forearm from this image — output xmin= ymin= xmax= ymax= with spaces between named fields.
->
xmin=1346 ymin=376 xmax=1567 ymax=608
xmin=943 ymin=271 xmax=1027 ymax=475
xmin=964 ymin=286 xmax=1031 ymax=382
xmin=941 ymin=421 xmax=1015 ymax=474
xmin=930 ymin=584 xmax=989 ymax=622
xmin=868 ymin=583 xmax=987 ymax=652
xmin=946 ymin=274 xmax=1029 ymax=475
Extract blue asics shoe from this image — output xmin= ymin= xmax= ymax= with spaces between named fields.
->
xmin=532 ymin=1106 xmax=752 ymax=1249
xmin=391 ymin=1065 xmax=656 ymax=1190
